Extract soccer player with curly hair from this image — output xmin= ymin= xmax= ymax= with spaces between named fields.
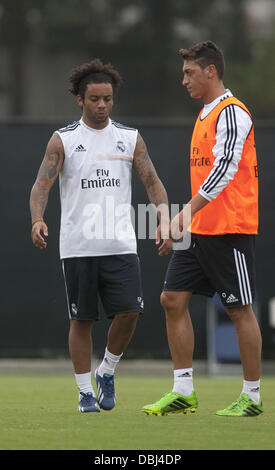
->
xmin=30 ymin=59 xmax=172 ymax=413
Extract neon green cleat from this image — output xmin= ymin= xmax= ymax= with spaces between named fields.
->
xmin=216 ymin=393 xmax=263 ymax=417
xmin=141 ymin=390 xmax=198 ymax=416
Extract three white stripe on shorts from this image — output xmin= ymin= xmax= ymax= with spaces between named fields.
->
xmin=233 ymin=248 xmax=252 ymax=305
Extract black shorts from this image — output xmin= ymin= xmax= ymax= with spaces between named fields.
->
xmin=62 ymin=254 xmax=144 ymax=320
xmin=164 ymin=234 xmax=256 ymax=308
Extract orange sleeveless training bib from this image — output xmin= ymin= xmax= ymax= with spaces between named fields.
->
xmin=190 ymin=97 xmax=258 ymax=235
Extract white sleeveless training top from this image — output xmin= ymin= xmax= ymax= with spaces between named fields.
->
xmin=56 ymin=118 xmax=138 ymax=259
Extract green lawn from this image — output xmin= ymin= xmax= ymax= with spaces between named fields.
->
xmin=0 ymin=374 xmax=274 ymax=450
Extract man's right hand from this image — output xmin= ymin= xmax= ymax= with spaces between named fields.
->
xmin=31 ymin=220 xmax=48 ymax=249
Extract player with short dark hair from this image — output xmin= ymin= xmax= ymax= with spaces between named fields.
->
xmin=179 ymin=40 xmax=225 ymax=80
xmin=142 ymin=41 xmax=263 ymax=418
xmin=30 ymin=59 xmax=171 ymax=413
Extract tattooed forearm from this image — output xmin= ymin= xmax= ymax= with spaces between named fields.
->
xmin=30 ymin=182 xmax=50 ymax=221
xmin=29 ymin=133 xmax=64 ymax=222
xmin=145 ymin=178 xmax=169 ymax=212
xmin=133 ymin=133 xmax=169 ymax=216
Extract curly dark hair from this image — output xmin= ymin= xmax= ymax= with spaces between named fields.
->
xmin=69 ymin=59 xmax=123 ymax=98
xmin=179 ymin=41 xmax=225 ymax=80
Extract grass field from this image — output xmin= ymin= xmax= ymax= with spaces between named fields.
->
xmin=0 ymin=374 xmax=274 ymax=450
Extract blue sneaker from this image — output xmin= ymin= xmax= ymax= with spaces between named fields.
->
xmin=78 ymin=392 xmax=100 ymax=413
xmin=95 ymin=368 xmax=116 ymax=410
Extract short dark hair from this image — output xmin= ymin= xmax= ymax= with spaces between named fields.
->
xmin=179 ymin=41 xmax=225 ymax=80
xmin=69 ymin=59 xmax=122 ymax=98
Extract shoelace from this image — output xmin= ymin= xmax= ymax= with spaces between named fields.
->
xmin=155 ymin=391 xmax=175 ymax=405
xmin=227 ymin=394 xmax=249 ymax=411
xmin=102 ymin=375 xmax=115 ymax=397
xmin=80 ymin=392 xmax=95 ymax=404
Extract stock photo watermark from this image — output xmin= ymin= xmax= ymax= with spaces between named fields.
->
xmin=81 ymin=197 xmax=191 ymax=250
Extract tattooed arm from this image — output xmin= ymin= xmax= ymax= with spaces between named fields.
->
xmin=133 ymin=133 xmax=172 ymax=255
xmin=30 ymin=133 xmax=64 ymax=249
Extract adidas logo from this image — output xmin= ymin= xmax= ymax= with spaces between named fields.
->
xmin=75 ymin=144 xmax=87 ymax=152
xmin=178 ymin=372 xmax=191 ymax=377
xmin=137 ymin=296 xmax=144 ymax=307
xmin=226 ymin=293 xmax=239 ymax=303
xmin=71 ymin=303 xmax=78 ymax=316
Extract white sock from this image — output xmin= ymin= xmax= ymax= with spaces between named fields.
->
xmin=75 ymin=372 xmax=95 ymax=397
xmin=242 ymin=379 xmax=260 ymax=404
xmin=172 ymin=368 xmax=194 ymax=396
xmin=97 ymin=348 xmax=123 ymax=377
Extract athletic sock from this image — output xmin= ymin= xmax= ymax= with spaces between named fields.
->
xmin=172 ymin=368 xmax=194 ymax=397
xmin=75 ymin=371 xmax=95 ymax=397
xmin=242 ymin=379 xmax=261 ymax=404
xmin=97 ymin=348 xmax=123 ymax=377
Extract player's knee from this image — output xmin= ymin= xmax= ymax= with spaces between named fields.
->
xmin=160 ymin=291 xmax=178 ymax=311
xmin=115 ymin=311 xmax=139 ymax=325
xmin=70 ymin=318 xmax=93 ymax=330
xmin=226 ymin=304 xmax=253 ymax=323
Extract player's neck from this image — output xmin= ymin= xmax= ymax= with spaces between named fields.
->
xmin=82 ymin=114 xmax=110 ymax=130
xmin=202 ymin=82 xmax=226 ymax=105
